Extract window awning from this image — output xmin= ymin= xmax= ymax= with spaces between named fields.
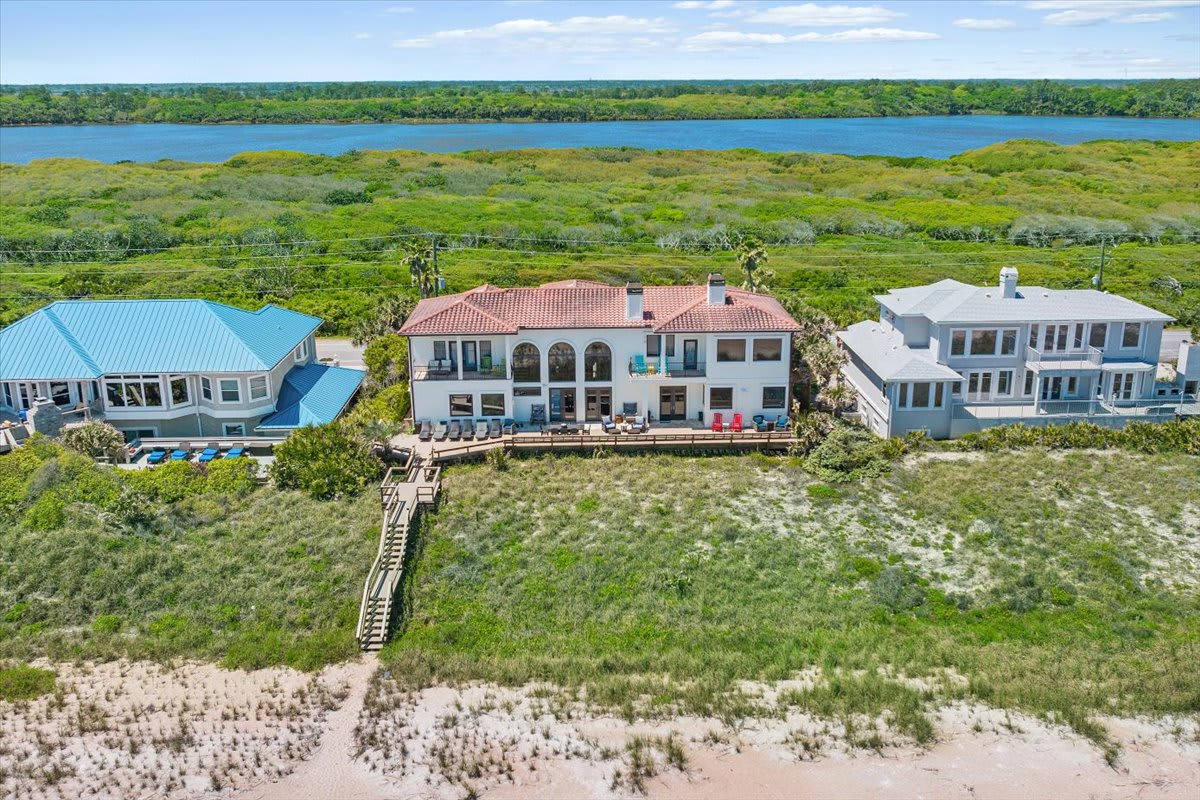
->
xmin=256 ymin=363 xmax=365 ymax=431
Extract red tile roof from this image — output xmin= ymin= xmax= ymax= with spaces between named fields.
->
xmin=398 ymin=281 xmax=801 ymax=336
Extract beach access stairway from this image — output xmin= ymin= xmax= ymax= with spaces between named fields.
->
xmin=355 ymin=453 xmax=442 ymax=651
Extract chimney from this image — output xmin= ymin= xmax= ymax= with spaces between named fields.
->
xmin=999 ymin=267 xmax=1018 ymax=299
xmin=625 ymin=282 xmax=644 ymax=320
xmin=707 ymin=273 xmax=726 ymax=305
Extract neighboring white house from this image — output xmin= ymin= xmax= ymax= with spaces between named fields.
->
xmin=837 ymin=268 xmax=1199 ymax=439
xmin=397 ymin=276 xmax=801 ymax=426
xmin=0 ymin=299 xmax=364 ymax=441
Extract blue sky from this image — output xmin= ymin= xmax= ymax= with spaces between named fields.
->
xmin=1 ymin=1 xmax=1197 ymax=83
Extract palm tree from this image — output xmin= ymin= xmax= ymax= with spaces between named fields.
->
xmin=404 ymin=242 xmax=442 ymax=299
xmin=735 ymin=239 xmax=773 ymax=293
xmin=351 ymin=295 xmax=413 ymax=347
xmin=817 ymin=380 xmax=855 ymax=418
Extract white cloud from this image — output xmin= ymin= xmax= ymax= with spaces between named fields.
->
xmin=1119 ymin=12 xmax=1176 ymax=22
xmin=952 ymin=17 xmax=1018 ymax=29
xmin=392 ymin=16 xmax=676 ymax=53
xmin=681 ymin=26 xmax=937 ymax=50
xmin=353 ymin=32 xmax=373 ymax=39
xmin=673 ymin=0 xmax=738 ymax=8
xmin=950 ymin=17 xmax=1017 ymax=29
xmin=1026 ymin=1 xmax=1197 ymax=25
xmin=740 ymin=3 xmax=905 ymax=26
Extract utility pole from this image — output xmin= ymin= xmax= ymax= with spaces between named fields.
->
xmin=1093 ymin=240 xmax=1106 ymax=290
xmin=430 ymin=234 xmax=443 ymax=296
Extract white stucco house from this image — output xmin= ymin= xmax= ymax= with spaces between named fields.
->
xmin=837 ymin=268 xmax=1199 ymax=439
xmin=397 ymin=275 xmax=801 ymax=427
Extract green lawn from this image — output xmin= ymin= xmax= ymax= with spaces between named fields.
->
xmin=382 ymin=450 xmax=1200 ymax=744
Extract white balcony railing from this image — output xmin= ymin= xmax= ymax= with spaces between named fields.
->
xmin=1024 ymin=344 xmax=1103 ymax=367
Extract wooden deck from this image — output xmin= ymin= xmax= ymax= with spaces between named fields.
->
xmin=355 ymin=452 xmax=442 ymax=651
xmin=428 ymin=427 xmax=796 ymax=463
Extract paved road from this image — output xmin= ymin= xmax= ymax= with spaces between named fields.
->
xmin=316 ymin=338 xmax=366 ymax=369
xmin=1161 ymin=328 xmax=1192 ymax=362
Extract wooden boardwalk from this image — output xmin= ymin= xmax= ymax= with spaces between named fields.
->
xmin=355 ymin=454 xmax=442 ymax=651
xmin=429 ymin=428 xmax=796 ymax=463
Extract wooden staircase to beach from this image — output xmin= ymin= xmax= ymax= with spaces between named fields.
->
xmin=355 ymin=454 xmax=441 ymax=651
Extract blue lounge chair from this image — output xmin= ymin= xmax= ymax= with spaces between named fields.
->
xmin=197 ymin=442 xmax=221 ymax=463
xmin=170 ymin=442 xmax=193 ymax=461
xmin=776 ymin=415 xmax=790 ymax=430
xmin=146 ymin=448 xmax=167 ymax=466
xmin=752 ymin=414 xmax=769 ymax=432
xmin=633 ymin=354 xmax=649 ymax=375
xmin=225 ymin=446 xmax=246 ymax=459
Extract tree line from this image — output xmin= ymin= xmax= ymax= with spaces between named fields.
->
xmin=2 ymin=79 xmax=1197 ymax=124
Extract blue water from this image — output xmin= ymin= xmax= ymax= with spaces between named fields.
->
xmin=1 ymin=116 xmax=1197 ymax=163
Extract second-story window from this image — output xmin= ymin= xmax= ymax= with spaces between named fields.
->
xmin=201 ymin=376 xmax=213 ymax=401
xmin=1000 ymin=329 xmax=1018 ymax=356
xmin=512 ymin=343 xmax=540 ymax=383
xmin=249 ymin=375 xmax=269 ymax=401
xmin=716 ymin=339 xmax=746 ymax=362
xmin=548 ymin=343 xmax=576 ymax=382
xmin=971 ymin=330 xmax=997 ymax=356
xmin=1122 ymin=322 xmax=1142 ymax=349
xmin=1089 ymin=323 xmax=1108 ymax=349
xmin=220 ymin=379 xmax=240 ymax=403
xmin=170 ymin=376 xmax=190 ymax=407
xmin=951 ymin=330 xmax=966 ymax=356
xmin=646 ymin=335 xmax=661 ymax=358
xmin=294 ymin=340 xmax=309 ymax=362
xmin=584 ymin=342 xmax=612 ymax=382
xmin=753 ymin=338 xmax=783 ymax=361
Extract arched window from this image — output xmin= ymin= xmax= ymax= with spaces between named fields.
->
xmin=584 ymin=342 xmax=612 ymax=382
xmin=548 ymin=343 xmax=576 ymax=383
xmin=512 ymin=343 xmax=541 ymax=383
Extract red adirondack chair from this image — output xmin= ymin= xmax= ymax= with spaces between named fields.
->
xmin=730 ymin=413 xmax=743 ymax=432
xmin=710 ymin=412 xmax=723 ymax=432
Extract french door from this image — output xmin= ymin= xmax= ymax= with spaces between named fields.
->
xmin=1111 ymin=372 xmax=1136 ymax=401
xmin=683 ymin=339 xmax=698 ymax=371
xmin=549 ymin=388 xmax=576 ymax=422
xmin=966 ymin=371 xmax=993 ymax=401
xmin=584 ymin=388 xmax=611 ymax=421
xmin=658 ymin=386 xmax=687 ymax=421
xmin=1040 ymin=376 xmax=1063 ymax=401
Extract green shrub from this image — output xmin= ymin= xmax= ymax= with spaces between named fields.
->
xmin=22 ymin=492 xmax=66 ymax=531
xmin=126 ymin=460 xmax=201 ymax=502
xmin=91 ymin=614 xmax=123 ymax=634
xmin=270 ymin=423 xmax=381 ymax=499
xmin=805 ymin=426 xmax=891 ymax=482
xmin=60 ymin=421 xmax=126 ymax=461
xmin=871 ymin=566 xmax=927 ymax=612
xmin=805 ymin=483 xmax=842 ymax=502
xmin=323 ymin=188 xmax=371 ymax=205
xmin=954 ymin=419 xmax=1200 ymax=454
xmin=0 ymin=664 xmax=56 ymax=701
xmin=202 ymin=457 xmax=259 ymax=496
xmin=363 ymin=334 xmax=409 ymax=389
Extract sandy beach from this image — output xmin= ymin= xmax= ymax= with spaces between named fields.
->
xmin=2 ymin=658 xmax=1197 ymax=800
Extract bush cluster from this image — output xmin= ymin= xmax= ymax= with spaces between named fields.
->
xmin=269 ymin=423 xmax=381 ymax=499
xmin=954 ymin=419 xmax=1200 ymax=454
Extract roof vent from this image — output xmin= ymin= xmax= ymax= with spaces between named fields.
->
xmin=1000 ymin=266 xmax=1018 ymax=299
xmin=707 ymin=273 xmax=726 ymax=306
xmin=626 ymin=282 xmax=644 ymax=321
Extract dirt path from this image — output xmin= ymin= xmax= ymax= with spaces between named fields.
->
xmin=248 ymin=656 xmax=394 ymax=800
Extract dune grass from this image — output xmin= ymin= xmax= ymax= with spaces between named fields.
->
xmin=0 ymin=440 xmax=379 ymax=670
xmin=380 ymin=450 xmax=1200 ymax=743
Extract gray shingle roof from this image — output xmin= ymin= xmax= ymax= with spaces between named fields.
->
xmin=838 ymin=321 xmax=963 ymax=383
xmin=877 ymin=280 xmax=1174 ymax=325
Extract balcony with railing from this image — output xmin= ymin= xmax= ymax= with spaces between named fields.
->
xmin=628 ymin=356 xmax=706 ymax=379
xmin=1024 ymin=344 xmax=1103 ymax=368
xmin=953 ymin=394 xmax=1197 ymax=421
xmin=411 ymin=359 xmax=508 ymax=381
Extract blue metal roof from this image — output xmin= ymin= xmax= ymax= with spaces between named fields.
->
xmin=0 ymin=300 xmax=323 ymax=380
xmin=256 ymin=363 xmax=365 ymax=430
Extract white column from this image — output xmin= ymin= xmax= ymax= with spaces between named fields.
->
xmin=455 ymin=337 xmax=463 ymax=380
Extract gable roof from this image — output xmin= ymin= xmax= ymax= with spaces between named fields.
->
xmin=0 ymin=300 xmax=323 ymax=380
xmin=398 ymin=282 xmax=801 ymax=336
xmin=877 ymin=279 xmax=1173 ymax=325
